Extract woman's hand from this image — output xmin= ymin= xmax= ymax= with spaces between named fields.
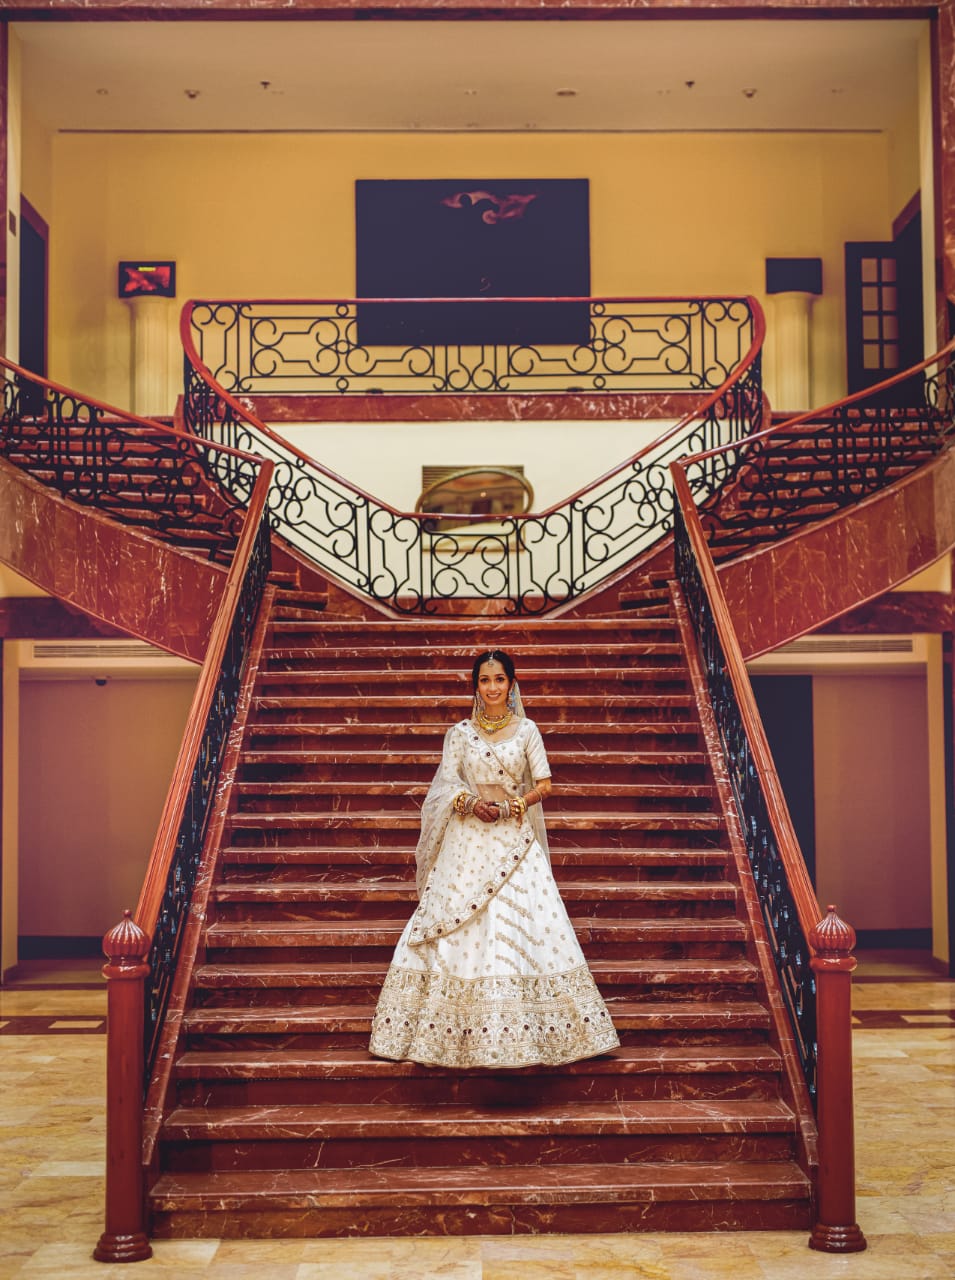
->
xmin=473 ymin=799 xmax=499 ymax=823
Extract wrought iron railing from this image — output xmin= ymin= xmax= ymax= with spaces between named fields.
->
xmin=698 ymin=339 xmax=955 ymax=556
xmin=671 ymin=492 xmax=818 ymax=1101
xmin=181 ymin=297 xmax=766 ymax=613
xmin=0 ymin=360 xmax=246 ymax=560
xmin=187 ymin=296 xmax=757 ymax=396
xmin=140 ymin=510 xmax=271 ymax=1076
xmin=671 ymin=457 xmax=868 ymax=1253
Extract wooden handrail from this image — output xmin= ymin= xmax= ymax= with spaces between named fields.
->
xmin=670 ymin=461 xmax=819 ymax=929
xmin=675 ymin=332 xmax=955 ymax=468
xmin=670 ymin=458 xmax=865 ymax=1253
xmin=132 ymin=457 xmax=273 ymax=941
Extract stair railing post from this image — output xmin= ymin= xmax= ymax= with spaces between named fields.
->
xmin=94 ymin=911 xmax=153 ymax=1264
xmin=808 ymin=905 xmax=867 ymax=1253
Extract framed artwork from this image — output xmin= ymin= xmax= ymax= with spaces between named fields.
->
xmin=355 ymin=179 xmax=590 ymax=346
xmin=118 ymin=261 xmax=176 ymax=299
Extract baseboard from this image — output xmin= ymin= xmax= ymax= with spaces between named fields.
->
xmin=854 ymin=928 xmax=932 ymax=949
xmin=18 ymin=935 xmax=104 ymax=959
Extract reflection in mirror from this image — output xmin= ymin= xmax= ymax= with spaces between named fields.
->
xmin=416 ymin=466 xmax=533 ymax=532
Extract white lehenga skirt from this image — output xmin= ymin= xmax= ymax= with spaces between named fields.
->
xmin=369 ymin=816 xmax=620 ymax=1069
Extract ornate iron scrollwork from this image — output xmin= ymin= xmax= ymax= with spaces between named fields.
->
xmin=1 ymin=369 xmax=245 ymax=560
xmin=673 ymin=504 xmax=818 ymax=1105
xmin=703 ymin=360 xmax=955 ymax=556
xmin=143 ymin=512 xmax=271 ymax=1078
xmin=183 ymin=307 xmax=763 ymax=614
xmin=189 ymin=297 xmax=756 ymax=396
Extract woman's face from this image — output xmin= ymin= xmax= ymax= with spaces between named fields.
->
xmin=476 ymin=659 xmax=512 ymax=713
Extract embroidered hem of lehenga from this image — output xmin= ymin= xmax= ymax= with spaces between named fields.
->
xmin=368 ymin=964 xmax=620 ymax=1068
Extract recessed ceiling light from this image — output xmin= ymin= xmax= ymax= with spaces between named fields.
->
xmin=463 ymin=88 xmax=478 ymax=97
xmin=184 ymin=89 xmax=201 ymax=100
xmin=95 ymin=88 xmax=109 ymax=97
xmin=742 ymin=88 xmax=758 ymax=99
xmin=556 ymin=88 xmax=577 ymax=98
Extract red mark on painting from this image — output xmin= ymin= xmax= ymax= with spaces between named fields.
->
xmin=441 ymin=191 xmax=538 ymax=225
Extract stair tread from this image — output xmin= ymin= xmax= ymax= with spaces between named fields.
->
xmin=219 ymin=846 xmax=731 ymax=864
xmin=240 ymin=748 xmax=708 ymax=764
xmin=211 ymin=879 xmax=736 ymax=900
xmin=225 ymin=811 xmax=724 ymax=830
xmin=205 ymin=916 xmax=747 ymax=944
xmin=192 ymin=957 xmax=759 ymax=986
xmin=150 ymin=1159 xmax=810 ymax=1208
xmin=232 ymin=781 xmax=714 ymax=797
xmin=174 ymin=1042 xmax=782 ymax=1078
xmin=163 ymin=1097 xmax=796 ymax=1139
xmin=182 ymin=1000 xmax=771 ymax=1032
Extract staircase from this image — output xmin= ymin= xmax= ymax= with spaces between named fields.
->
xmin=147 ymin=595 xmax=814 ymax=1237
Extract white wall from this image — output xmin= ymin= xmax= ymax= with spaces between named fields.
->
xmin=281 ymin=418 xmax=674 ymax=512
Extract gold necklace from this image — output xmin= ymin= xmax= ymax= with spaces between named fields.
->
xmin=475 ymin=707 xmax=513 ymax=733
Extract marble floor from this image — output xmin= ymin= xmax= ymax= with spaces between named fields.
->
xmin=0 ymin=951 xmax=952 ymax=1279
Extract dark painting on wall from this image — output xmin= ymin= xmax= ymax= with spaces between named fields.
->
xmin=355 ymin=179 xmax=590 ymax=346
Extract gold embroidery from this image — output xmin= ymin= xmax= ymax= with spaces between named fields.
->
xmin=369 ymin=964 xmax=620 ymax=1069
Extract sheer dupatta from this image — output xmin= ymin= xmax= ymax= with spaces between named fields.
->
xmin=413 ymin=685 xmax=550 ymax=898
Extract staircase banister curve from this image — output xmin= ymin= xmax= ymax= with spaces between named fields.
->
xmin=0 ymin=353 xmax=267 ymax=466
xmin=669 ymin=460 xmax=866 ymax=1254
xmin=673 ymin=333 xmax=955 ymax=468
xmin=182 ymin=295 xmax=765 ymax=522
xmin=669 ymin=463 xmax=819 ymax=930
xmin=181 ymin=296 xmax=765 ymax=612
xmin=132 ymin=458 xmax=274 ymax=946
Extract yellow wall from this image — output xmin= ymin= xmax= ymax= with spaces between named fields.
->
xmin=44 ymin=130 xmax=893 ymax=412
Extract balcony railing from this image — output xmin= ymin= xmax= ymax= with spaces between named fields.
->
xmin=187 ymin=296 xmax=757 ymax=396
xmin=181 ymin=296 xmax=766 ymax=613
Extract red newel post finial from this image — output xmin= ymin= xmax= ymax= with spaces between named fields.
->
xmin=94 ymin=910 xmax=153 ymax=1264
xmin=808 ymin=905 xmax=866 ymax=1253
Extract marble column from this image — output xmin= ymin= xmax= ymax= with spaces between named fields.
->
xmin=770 ymin=291 xmax=816 ymax=414
xmin=125 ymin=295 xmax=174 ymax=418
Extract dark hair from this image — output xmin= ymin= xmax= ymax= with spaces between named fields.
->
xmin=471 ymin=649 xmax=516 ymax=690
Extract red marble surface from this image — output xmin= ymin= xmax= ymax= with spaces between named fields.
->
xmin=0 ymin=457 xmax=224 ymax=662
xmin=819 ymin=587 xmax=953 ymax=634
xmin=718 ymin=446 xmax=955 ymax=659
xmin=0 ymin=596 xmax=125 ymax=639
xmin=241 ymin=392 xmax=702 ymax=424
xmin=2 ymin=0 xmax=935 ymax=14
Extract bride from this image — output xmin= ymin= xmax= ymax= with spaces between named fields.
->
xmin=369 ymin=648 xmax=619 ymax=1068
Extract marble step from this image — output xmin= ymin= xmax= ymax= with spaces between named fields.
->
xmin=231 ymin=784 xmax=716 ymax=819
xmin=248 ymin=700 xmax=701 ymax=730
xmin=148 ymin=1159 xmax=812 ymax=1236
xmin=180 ymin=999 xmax=771 ymax=1043
xmin=254 ymin=667 xmax=692 ymax=695
xmin=267 ymin=617 xmax=679 ymax=637
xmin=260 ymin=642 xmax=686 ymax=669
xmin=224 ymin=811 xmax=728 ymax=854
xmin=173 ymin=1043 xmax=784 ymax=1106
xmin=202 ymin=921 xmax=742 ymax=962
xmin=211 ymin=878 xmax=736 ymax=906
xmin=218 ymin=846 xmax=733 ymax=884
xmin=159 ymin=1099 xmax=798 ymax=1169
xmin=175 ymin=1041 xmax=781 ymax=1080
xmin=238 ymin=747 xmax=709 ymax=783
xmin=192 ymin=956 xmax=758 ymax=991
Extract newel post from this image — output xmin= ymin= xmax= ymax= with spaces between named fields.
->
xmin=94 ymin=911 xmax=153 ymax=1263
xmin=808 ymin=905 xmax=867 ymax=1253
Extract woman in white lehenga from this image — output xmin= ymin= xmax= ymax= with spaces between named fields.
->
xmin=369 ymin=649 xmax=620 ymax=1069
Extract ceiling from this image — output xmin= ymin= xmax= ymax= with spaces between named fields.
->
xmin=15 ymin=18 xmax=921 ymax=134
